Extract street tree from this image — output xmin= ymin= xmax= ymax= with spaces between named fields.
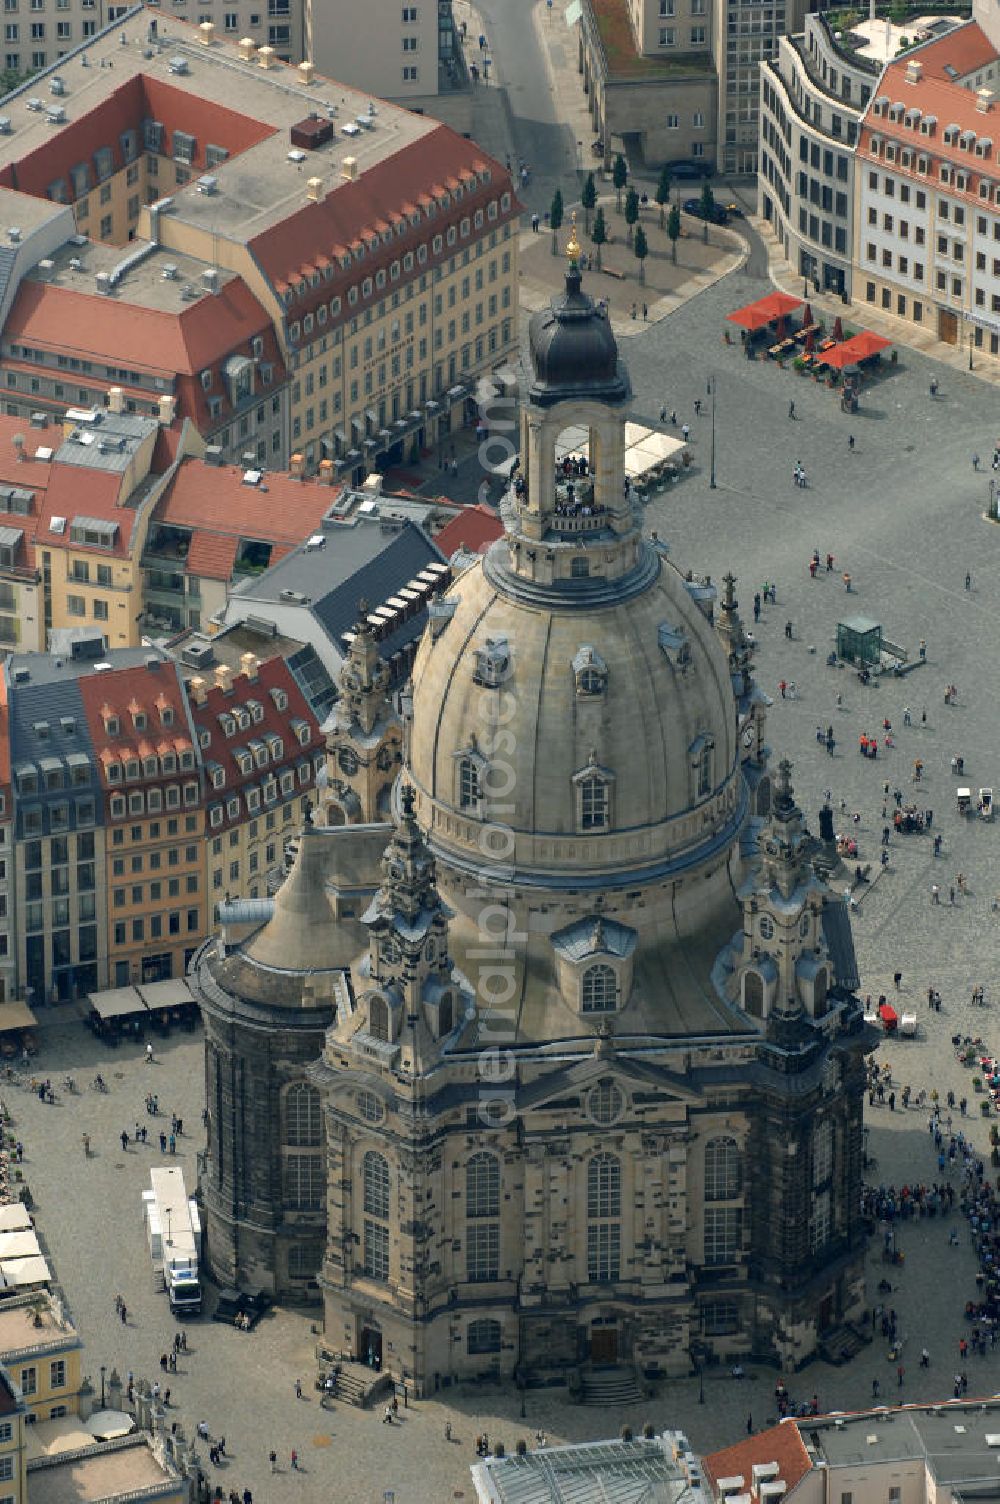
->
xmin=624 ymin=186 xmax=640 ymax=246
xmin=634 ymin=224 xmax=648 ymax=284
xmin=699 ymin=180 xmax=715 ymax=244
xmin=654 ymin=164 xmax=671 ymax=228
xmin=592 ymin=206 xmax=607 ymax=270
xmin=581 ymin=172 xmax=597 ymax=235
xmin=550 ymin=188 xmax=564 ymax=255
xmin=612 ymin=153 xmax=628 ymax=212
xmin=666 ymin=203 xmax=681 ymax=263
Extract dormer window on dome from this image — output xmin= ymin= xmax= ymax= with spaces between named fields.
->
xmin=689 ymin=733 xmax=715 ymax=801
xmin=455 ymin=735 xmax=488 ymax=819
xmin=472 ymin=636 xmax=511 ymax=688
xmin=572 ymin=645 xmax=608 ymax=697
xmin=551 ymin=914 xmax=637 ymax=1015
xmin=659 ymin=621 xmax=691 ymax=670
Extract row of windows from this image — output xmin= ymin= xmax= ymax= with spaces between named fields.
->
xmin=113 ymin=874 xmax=199 ymax=904
xmin=112 ymin=909 xmax=200 ymax=944
xmin=109 ymin=782 xmax=199 ymax=820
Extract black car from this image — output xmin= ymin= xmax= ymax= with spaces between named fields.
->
xmin=666 ymin=160 xmax=709 ymax=180
xmin=682 ymin=197 xmax=729 ymax=225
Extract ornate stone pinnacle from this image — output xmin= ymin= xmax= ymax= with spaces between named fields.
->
xmin=565 ymin=211 xmax=581 ymax=265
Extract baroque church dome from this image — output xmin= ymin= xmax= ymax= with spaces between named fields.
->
xmin=527 ymin=225 xmax=629 ymax=408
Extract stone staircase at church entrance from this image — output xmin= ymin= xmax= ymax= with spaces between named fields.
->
xmin=579 ymin=1364 xmax=645 ymax=1405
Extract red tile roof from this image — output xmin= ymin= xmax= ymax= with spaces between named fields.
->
xmin=703 ymin=1423 xmax=813 ymax=1502
xmin=185 ymin=530 xmax=240 ymax=582
xmin=0 ymin=415 xmax=56 ymax=573
xmin=77 ymin=659 xmax=195 ymax=805
xmin=250 ymin=124 xmax=518 ymax=319
xmin=154 ymin=459 xmax=340 ymax=545
xmin=35 ymin=465 xmax=135 ymax=559
xmin=0 ymin=75 xmax=275 ymax=202
xmin=195 ymin=656 xmax=319 ymax=832
xmin=434 ymin=503 xmax=504 ymax=557
xmin=911 ymin=20 xmax=997 ymax=80
xmin=2 ymin=279 xmax=284 ymax=433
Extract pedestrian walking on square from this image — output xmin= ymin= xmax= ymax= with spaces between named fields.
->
xmin=788 ymin=400 xmax=795 ymax=419
xmin=290 ymin=1450 xmax=299 ymax=1470
xmin=932 ymin=884 xmax=940 ymax=904
xmin=168 ymin=1133 xmax=176 ymax=1154
xmin=950 ymin=886 xmax=956 ymax=905
xmin=145 ymin=1043 xmax=154 ymax=1064
xmin=120 ymin=1302 xmax=127 ymax=1324
xmin=295 ymin=1379 xmax=302 ymax=1399
xmin=843 ymin=571 xmax=852 ymax=591
xmin=973 ymin=454 xmax=980 ymax=471
xmin=120 ymin=1129 xmax=128 ymax=1152
xmin=897 ymin=1364 xmax=905 ymax=1387
xmin=244 ymin=1491 xmax=253 ymax=1504
xmin=694 ymin=398 xmax=701 ymax=416
xmin=903 ymin=707 xmax=911 ymax=726
xmin=965 ymin=571 xmax=972 ymax=590
xmin=681 ymin=423 xmax=690 ymax=442
xmin=269 ymin=1452 xmax=277 ymax=1474
xmin=849 ymin=434 xmax=855 ymax=450
xmin=82 ymin=1133 xmax=90 ymax=1158
xmin=659 ymin=404 xmax=666 ymax=423
xmin=159 ymin=1131 xmax=167 ymax=1153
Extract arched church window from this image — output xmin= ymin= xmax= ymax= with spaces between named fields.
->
xmin=338 ymin=747 xmax=359 ymax=777
xmin=586 ymin=1153 xmax=621 ymax=1282
xmin=581 ymin=963 xmax=616 ymax=1013
xmin=368 ymin=994 xmax=390 ymax=1042
xmin=697 ymin=742 xmax=713 ymax=798
xmin=438 ymin=991 xmax=453 ymax=1036
xmin=705 ymin=1137 xmax=742 ymax=1201
xmin=467 ymin=1318 xmax=501 ymax=1354
xmin=813 ymin=1120 xmax=834 ymax=1186
xmin=465 ymin=1152 xmax=500 ymax=1281
xmin=362 ymin=1151 xmax=390 ymax=1282
xmin=458 ymin=756 xmax=482 ymax=815
xmin=466 ymin=1152 xmax=500 ymax=1217
xmin=284 ymin=1082 xmax=322 ymax=1146
xmin=743 ymin=970 xmax=764 ymax=1017
xmin=580 ymin=774 xmax=609 ymax=831
xmin=814 ymin=966 xmax=829 ymax=1016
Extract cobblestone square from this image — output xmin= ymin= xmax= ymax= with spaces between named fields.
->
xmin=11 ymin=267 xmax=1000 ymax=1502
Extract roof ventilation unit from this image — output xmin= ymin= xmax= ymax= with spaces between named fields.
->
xmin=167 ymin=55 xmax=188 ymax=74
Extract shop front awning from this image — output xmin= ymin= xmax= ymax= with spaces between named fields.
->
xmin=87 ymin=986 xmax=147 ymax=1021
xmin=0 ymin=1000 xmax=38 ymax=1033
xmin=726 ymin=291 xmax=802 ymax=331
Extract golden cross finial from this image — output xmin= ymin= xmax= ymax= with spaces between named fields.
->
xmin=565 ymin=210 xmax=581 ymax=264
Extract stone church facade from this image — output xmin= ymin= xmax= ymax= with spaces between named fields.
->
xmin=190 ymin=233 xmax=872 ymax=1394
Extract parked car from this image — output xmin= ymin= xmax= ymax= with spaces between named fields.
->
xmin=682 ymin=197 xmax=729 ymax=225
xmin=666 ymin=160 xmax=709 ymax=180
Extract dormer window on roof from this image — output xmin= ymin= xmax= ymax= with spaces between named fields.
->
xmin=473 ymin=636 xmax=511 ymax=688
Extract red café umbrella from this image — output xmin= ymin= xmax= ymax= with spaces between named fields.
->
xmin=833 ymin=314 xmax=844 ymax=341
xmin=805 ymin=328 xmax=816 ymax=354
xmin=802 ymin=301 xmax=813 ymax=328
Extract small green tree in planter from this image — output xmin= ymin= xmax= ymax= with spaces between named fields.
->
xmin=666 ymin=203 xmax=681 ymax=263
xmin=655 ymin=164 xmax=671 ymax=228
xmin=581 ymin=172 xmax=597 ymax=235
xmin=634 ymin=223 xmax=648 ymax=283
xmin=550 ymin=188 xmax=564 ymax=255
xmin=591 ymin=207 xmax=607 ymax=271
xmin=699 ymin=181 xmax=715 ymax=244
xmin=982 ymin=1100 xmax=993 ymax=1117
xmin=624 ymin=186 xmax=640 ymax=246
xmin=612 ymin=153 xmax=628 ymax=212
xmin=792 ymin=355 xmax=806 ymax=372
xmin=974 ymin=1076 xmax=984 ymax=1092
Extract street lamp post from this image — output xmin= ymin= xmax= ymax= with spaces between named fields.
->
xmin=100 ymin=1365 xmax=106 ymax=1408
xmin=709 ymin=374 xmax=717 ymax=490
xmin=990 ymin=476 xmax=997 ymax=519
xmin=969 ymin=330 xmax=975 ymax=371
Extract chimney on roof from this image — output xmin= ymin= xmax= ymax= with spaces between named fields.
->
xmin=319 ymin=458 xmax=335 ymax=485
xmin=257 ymin=43 xmax=276 ymax=69
xmin=306 ymin=175 xmax=323 ymax=203
xmin=188 ymin=675 xmax=207 ymax=705
xmin=198 ymin=19 xmax=214 ymax=43
xmin=289 ymin=452 xmax=306 ymax=479
xmin=213 ymin=664 xmax=234 ymax=694
xmin=905 ymin=59 xmax=923 ymax=84
xmin=239 ymin=651 xmax=258 ymax=682
xmin=202 ymin=267 xmax=219 ymax=295
xmin=978 ymin=87 xmax=994 ymax=113
xmin=158 ymin=394 xmax=176 ymax=426
xmin=341 ymin=156 xmax=359 ymax=182
xmin=107 ymin=386 xmax=124 ymax=415
xmin=298 ymin=60 xmax=315 ymax=85
xmin=238 ymin=36 xmax=256 ymax=61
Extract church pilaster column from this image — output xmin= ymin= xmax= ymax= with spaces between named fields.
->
xmin=521 ymin=1146 xmax=548 ymax=1301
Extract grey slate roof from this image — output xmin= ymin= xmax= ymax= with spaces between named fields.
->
xmin=821 ymin=898 xmax=860 ymax=990
xmin=229 ymin=517 xmax=445 ymax=669
xmin=471 ymin=1434 xmax=696 ymax=1504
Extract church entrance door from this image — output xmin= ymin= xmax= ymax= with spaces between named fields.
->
xmin=358 ymin=1321 xmax=383 ymax=1368
xmin=590 ymin=1327 xmax=618 ymax=1365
